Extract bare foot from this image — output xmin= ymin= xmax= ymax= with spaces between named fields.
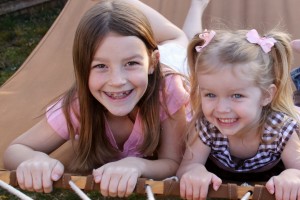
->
xmin=191 ymin=0 xmax=210 ymax=12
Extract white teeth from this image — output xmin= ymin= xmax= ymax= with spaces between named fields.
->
xmin=105 ymin=90 xmax=131 ymax=99
xmin=218 ymin=118 xmax=237 ymax=123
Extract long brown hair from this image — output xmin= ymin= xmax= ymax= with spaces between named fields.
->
xmin=60 ymin=0 xmax=163 ymax=173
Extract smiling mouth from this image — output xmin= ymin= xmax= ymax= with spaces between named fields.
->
xmin=218 ymin=118 xmax=237 ymax=123
xmin=104 ymin=89 xmax=133 ymax=99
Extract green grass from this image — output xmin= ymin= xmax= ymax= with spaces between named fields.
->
xmin=0 ymin=186 xmax=183 ymax=199
xmin=0 ymin=187 xmax=153 ymax=200
xmin=0 ymin=1 xmax=66 ymax=85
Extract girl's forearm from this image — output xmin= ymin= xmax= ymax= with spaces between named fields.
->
xmin=176 ymin=163 xmax=206 ymax=178
xmin=3 ymin=144 xmax=49 ymax=170
xmin=134 ymin=157 xmax=180 ymax=180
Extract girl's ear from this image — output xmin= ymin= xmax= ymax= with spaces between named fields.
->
xmin=149 ymin=50 xmax=160 ymax=74
xmin=261 ymin=84 xmax=277 ymax=106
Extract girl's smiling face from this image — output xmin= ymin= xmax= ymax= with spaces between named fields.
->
xmin=197 ymin=65 xmax=272 ymax=138
xmin=88 ymin=32 xmax=154 ymax=117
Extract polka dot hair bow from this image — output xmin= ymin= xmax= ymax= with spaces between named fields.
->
xmin=246 ymin=29 xmax=277 ymax=53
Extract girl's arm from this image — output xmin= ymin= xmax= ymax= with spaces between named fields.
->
xmin=281 ymin=131 xmax=300 ymax=168
xmin=176 ymin=130 xmax=210 ymax=178
xmin=93 ymin=106 xmax=187 ymax=197
xmin=124 ymin=0 xmax=188 ymax=47
xmin=139 ymin=105 xmax=187 ymax=178
xmin=176 ymin=130 xmax=222 ymax=200
xmin=3 ymin=117 xmax=66 ymax=193
xmin=265 ymin=131 xmax=300 ymax=199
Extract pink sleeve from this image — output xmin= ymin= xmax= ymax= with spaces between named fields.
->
xmin=160 ymin=75 xmax=190 ymax=121
xmin=46 ymin=99 xmax=80 ymax=140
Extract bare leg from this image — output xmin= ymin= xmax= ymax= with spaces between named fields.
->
xmin=291 ymin=40 xmax=300 ymax=71
xmin=292 ymin=40 xmax=300 ymax=54
xmin=182 ymin=0 xmax=210 ymax=40
xmin=290 ymin=40 xmax=300 ymax=106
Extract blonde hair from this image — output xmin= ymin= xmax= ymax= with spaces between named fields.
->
xmin=188 ymin=29 xmax=298 ymax=142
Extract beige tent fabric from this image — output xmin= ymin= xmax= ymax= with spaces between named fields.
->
xmin=1 ymin=0 xmax=299 ymax=169
xmin=202 ymin=0 xmax=300 ymax=66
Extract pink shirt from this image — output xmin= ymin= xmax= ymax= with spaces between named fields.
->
xmin=46 ymin=75 xmax=189 ymax=159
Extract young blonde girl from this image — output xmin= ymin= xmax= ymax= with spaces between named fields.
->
xmin=3 ymin=0 xmax=190 ymax=197
xmin=177 ymin=29 xmax=300 ymax=200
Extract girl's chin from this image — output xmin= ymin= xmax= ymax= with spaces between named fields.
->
xmin=106 ymin=107 xmax=135 ymax=117
xmin=107 ymin=111 xmax=131 ymax=117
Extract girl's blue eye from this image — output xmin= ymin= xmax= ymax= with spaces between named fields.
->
xmin=232 ymin=94 xmax=243 ymax=99
xmin=205 ymin=93 xmax=216 ymax=98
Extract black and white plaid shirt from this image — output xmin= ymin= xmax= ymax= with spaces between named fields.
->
xmin=197 ymin=111 xmax=299 ymax=172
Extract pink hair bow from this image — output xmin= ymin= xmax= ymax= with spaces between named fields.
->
xmin=195 ymin=29 xmax=216 ymax=52
xmin=246 ymin=29 xmax=276 ymax=53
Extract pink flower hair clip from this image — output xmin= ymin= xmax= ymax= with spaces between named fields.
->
xmin=195 ymin=29 xmax=216 ymax=52
xmin=246 ymin=29 xmax=277 ymax=53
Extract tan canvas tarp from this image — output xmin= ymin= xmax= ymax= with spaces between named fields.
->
xmin=1 ymin=0 xmax=299 ymax=169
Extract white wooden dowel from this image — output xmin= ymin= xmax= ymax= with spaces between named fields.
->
xmin=241 ymin=190 xmax=253 ymax=200
xmin=0 ymin=180 xmax=33 ymax=200
xmin=145 ymin=184 xmax=155 ymax=200
xmin=69 ymin=180 xmax=91 ymax=200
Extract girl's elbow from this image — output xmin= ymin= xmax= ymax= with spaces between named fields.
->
xmin=3 ymin=145 xmax=17 ymax=170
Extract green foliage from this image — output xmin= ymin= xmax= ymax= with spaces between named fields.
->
xmin=0 ymin=187 xmax=183 ymax=199
xmin=0 ymin=1 xmax=65 ymax=85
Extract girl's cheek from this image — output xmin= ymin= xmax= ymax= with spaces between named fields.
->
xmin=202 ymin=102 xmax=214 ymax=114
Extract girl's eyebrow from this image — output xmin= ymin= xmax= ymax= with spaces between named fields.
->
xmin=229 ymin=87 xmax=248 ymax=92
xmin=92 ymin=54 xmax=144 ymax=62
xmin=91 ymin=57 xmax=107 ymax=62
xmin=123 ymin=54 xmax=144 ymax=60
xmin=198 ymin=87 xmax=247 ymax=92
xmin=199 ymin=87 xmax=209 ymax=91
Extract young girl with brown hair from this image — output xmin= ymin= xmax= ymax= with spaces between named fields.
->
xmin=3 ymin=0 xmax=191 ymax=197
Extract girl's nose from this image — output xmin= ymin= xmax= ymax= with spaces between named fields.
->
xmin=215 ymin=99 xmax=231 ymax=113
xmin=109 ymin=68 xmax=127 ymax=86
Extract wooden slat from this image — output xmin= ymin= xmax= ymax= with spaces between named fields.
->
xmin=70 ymin=175 xmax=87 ymax=189
xmin=0 ymin=171 xmax=276 ymax=199
xmin=0 ymin=170 xmax=10 ymax=184
xmin=145 ymin=180 xmax=164 ymax=194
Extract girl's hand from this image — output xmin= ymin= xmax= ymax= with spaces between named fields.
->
xmin=266 ymin=169 xmax=300 ymax=200
xmin=180 ymin=164 xmax=222 ymax=200
xmin=93 ymin=157 xmax=143 ymax=198
xmin=16 ymin=153 xmax=64 ymax=193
